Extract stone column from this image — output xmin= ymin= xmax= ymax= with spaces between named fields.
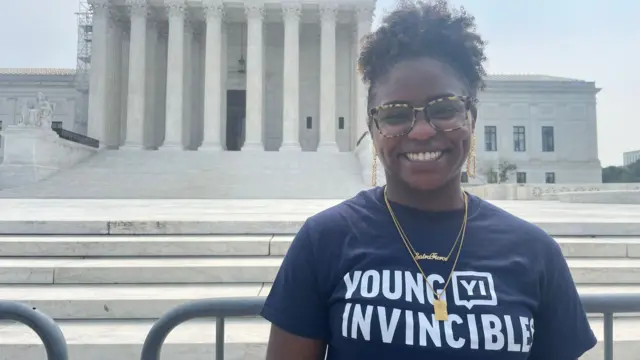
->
xmin=162 ymin=0 xmax=186 ymax=149
xmin=318 ymin=4 xmax=338 ymax=152
xmin=355 ymin=6 xmax=373 ymax=143
xmin=87 ymin=0 xmax=110 ymax=144
xmin=155 ymin=24 xmax=169 ymax=148
xmin=111 ymin=15 xmax=126 ymax=148
xmin=243 ymin=4 xmax=265 ymax=151
xmin=144 ymin=19 xmax=158 ymax=149
xmin=182 ymin=19 xmax=194 ymax=149
xmin=280 ymin=3 xmax=302 ymax=151
xmin=123 ymin=0 xmax=148 ymax=149
xmin=201 ymin=0 xmax=224 ymax=150
xmin=220 ymin=22 xmax=228 ymax=147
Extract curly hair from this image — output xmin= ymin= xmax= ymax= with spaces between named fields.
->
xmin=358 ymin=0 xmax=488 ymax=107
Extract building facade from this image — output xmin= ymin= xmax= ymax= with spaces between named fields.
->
xmin=470 ymin=75 xmax=602 ymax=184
xmin=623 ymin=150 xmax=640 ymax=166
xmin=85 ymin=0 xmax=375 ymax=153
xmin=0 ymin=0 xmax=603 ymax=184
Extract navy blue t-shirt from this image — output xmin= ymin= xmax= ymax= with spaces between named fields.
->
xmin=261 ymin=187 xmax=596 ymax=359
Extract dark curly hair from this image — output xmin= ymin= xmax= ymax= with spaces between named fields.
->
xmin=358 ymin=0 xmax=487 ymax=109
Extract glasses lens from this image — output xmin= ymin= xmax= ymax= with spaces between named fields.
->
xmin=375 ymin=106 xmax=414 ymax=136
xmin=426 ymin=98 xmax=468 ymax=130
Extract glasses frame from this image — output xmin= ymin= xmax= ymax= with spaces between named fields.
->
xmin=368 ymin=95 xmax=477 ymax=138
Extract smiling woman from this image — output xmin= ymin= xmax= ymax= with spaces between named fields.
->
xmin=260 ymin=1 xmax=596 ymax=360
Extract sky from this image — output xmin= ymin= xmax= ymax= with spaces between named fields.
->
xmin=0 ymin=0 xmax=637 ymax=165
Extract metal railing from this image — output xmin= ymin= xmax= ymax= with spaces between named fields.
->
xmin=140 ymin=294 xmax=640 ymax=360
xmin=0 ymin=301 xmax=69 ymax=360
xmin=52 ymin=126 xmax=99 ymax=148
xmin=140 ymin=297 xmax=264 ymax=360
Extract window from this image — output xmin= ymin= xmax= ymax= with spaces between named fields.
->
xmin=52 ymin=121 xmax=63 ymax=130
xmin=487 ymin=171 xmax=498 ymax=184
xmin=306 ymin=117 xmax=312 ymax=129
xmin=542 ymin=126 xmax=554 ymax=152
xmin=545 ymin=172 xmax=556 ymax=184
xmin=516 ymin=172 xmax=527 ymax=184
xmin=461 ymin=172 xmax=468 ymax=183
xmin=513 ymin=126 xmax=526 ymax=152
xmin=484 ymin=126 xmax=497 ymax=151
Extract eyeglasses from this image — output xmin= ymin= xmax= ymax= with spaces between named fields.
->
xmin=369 ymin=95 xmax=476 ymax=138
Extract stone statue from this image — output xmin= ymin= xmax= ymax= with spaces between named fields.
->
xmin=18 ymin=92 xmax=56 ymax=128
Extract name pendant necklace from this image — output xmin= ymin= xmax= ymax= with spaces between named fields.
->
xmin=384 ymin=187 xmax=469 ymax=321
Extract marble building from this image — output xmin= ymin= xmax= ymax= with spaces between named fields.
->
xmin=624 ymin=150 xmax=640 ymax=166
xmin=85 ymin=0 xmax=376 ymax=153
xmin=469 ymin=75 xmax=602 ymax=184
xmin=0 ymin=0 xmax=603 ymax=185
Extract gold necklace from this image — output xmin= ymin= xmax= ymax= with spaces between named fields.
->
xmin=385 ymin=189 xmax=466 ymax=262
xmin=384 ymin=187 xmax=469 ymax=321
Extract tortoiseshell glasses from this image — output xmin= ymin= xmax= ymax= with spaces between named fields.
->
xmin=369 ymin=95 xmax=476 ymax=138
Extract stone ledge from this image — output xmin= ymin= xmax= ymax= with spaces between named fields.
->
xmin=2 ymin=219 xmax=640 ymax=236
xmin=0 ymin=283 xmax=267 ymax=320
xmin=0 ymin=235 xmax=637 ymax=258
xmin=1 ymin=257 xmax=640 ymax=286
xmin=0 ymin=235 xmax=275 ymax=257
xmin=557 ymin=190 xmax=640 ymax=204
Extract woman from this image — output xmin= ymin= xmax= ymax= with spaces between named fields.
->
xmin=261 ymin=1 xmax=596 ymax=359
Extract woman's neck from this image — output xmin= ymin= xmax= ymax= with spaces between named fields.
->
xmin=384 ymin=176 xmax=465 ymax=212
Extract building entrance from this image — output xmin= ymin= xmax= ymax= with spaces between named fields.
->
xmin=226 ymin=90 xmax=246 ymax=151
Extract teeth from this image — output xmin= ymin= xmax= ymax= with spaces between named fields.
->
xmin=406 ymin=151 xmax=443 ymax=161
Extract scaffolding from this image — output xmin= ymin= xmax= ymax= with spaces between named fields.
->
xmin=74 ymin=1 xmax=93 ymax=134
xmin=75 ymin=1 xmax=93 ymax=92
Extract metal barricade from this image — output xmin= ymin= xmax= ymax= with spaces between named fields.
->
xmin=140 ymin=297 xmax=264 ymax=360
xmin=0 ymin=300 xmax=68 ymax=360
xmin=140 ymin=294 xmax=640 ymax=360
xmin=581 ymin=294 xmax=640 ymax=360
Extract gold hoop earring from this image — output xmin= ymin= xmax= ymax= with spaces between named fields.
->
xmin=372 ymin=143 xmax=378 ymax=187
xmin=466 ymin=134 xmax=476 ymax=178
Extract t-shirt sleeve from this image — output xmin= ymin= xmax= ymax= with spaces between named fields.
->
xmin=260 ymin=221 xmax=329 ymax=341
xmin=528 ymin=237 xmax=597 ymax=360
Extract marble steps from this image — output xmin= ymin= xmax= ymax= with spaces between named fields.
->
xmin=2 ymin=256 xmax=640 ymax=285
xmin=0 ymin=257 xmax=283 ymax=284
xmin=0 ymin=282 xmax=636 ymax=321
xmin=0 ymin=235 xmax=293 ymax=257
xmin=0 ymin=235 xmax=639 ymax=258
xmin=1 ymin=317 xmax=639 ymax=360
xmin=0 ymin=151 xmax=367 ymax=199
xmin=0 ymin=283 xmax=269 ymax=320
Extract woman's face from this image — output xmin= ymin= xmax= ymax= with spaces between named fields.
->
xmin=371 ymin=57 xmax=475 ymax=191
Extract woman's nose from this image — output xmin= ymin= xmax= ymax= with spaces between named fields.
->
xmin=407 ymin=112 xmax=437 ymax=140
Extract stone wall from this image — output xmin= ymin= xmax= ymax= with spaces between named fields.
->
xmin=465 ymin=183 xmax=640 ymax=200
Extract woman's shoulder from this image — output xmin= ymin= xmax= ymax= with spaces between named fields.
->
xmin=305 ymin=187 xmax=384 ymax=230
xmin=473 ymin=196 xmax=560 ymax=252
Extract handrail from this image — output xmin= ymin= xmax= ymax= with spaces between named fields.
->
xmin=140 ymin=294 xmax=640 ymax=360
xmin=51 ymin=125 xmax=100 ymax=149
xmin=140 ymin=297 xmax=264 ymax=360
xmin=0 ymin=301 xmax=69 ymax=360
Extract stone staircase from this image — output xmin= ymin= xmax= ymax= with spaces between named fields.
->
xmin=0 ymin=151 xmax=366 ymax=199
xmin=0 ymin=199 xmax=640 ymax=359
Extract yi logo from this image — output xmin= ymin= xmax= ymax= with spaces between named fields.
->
xmin=451 ymin=271 xmax=498 ymax=310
